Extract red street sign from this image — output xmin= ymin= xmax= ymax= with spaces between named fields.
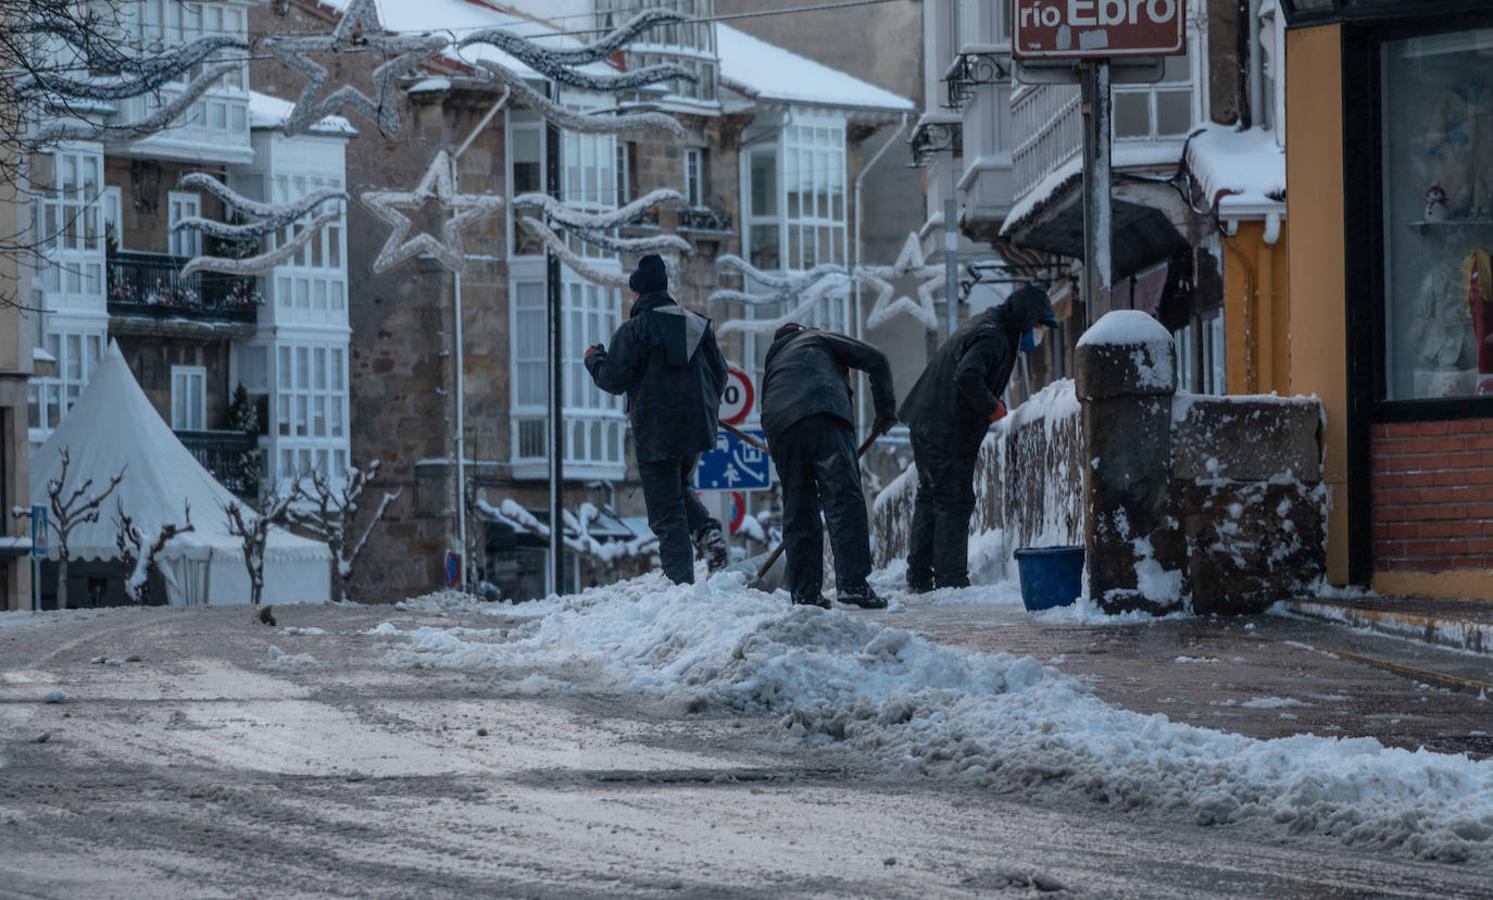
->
xmin=1012 ymin=0 xmax=1187 ymax=59
xmin=727 ymin=491 xmax=746 ymax=535
xmin=719 ymin=367 xmax=755 ymax=426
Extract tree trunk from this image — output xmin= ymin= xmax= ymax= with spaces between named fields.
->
xmin=56 ymin=558 xmax=69 ymax=610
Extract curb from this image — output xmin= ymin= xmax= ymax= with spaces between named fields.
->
xmin=1285 ymin=599 xmax=1491 ymax=657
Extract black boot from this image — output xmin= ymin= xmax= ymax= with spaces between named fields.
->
xmin=837 ymin=583 xmax=886 ymax=610
xmin=906 ymin=576 xmax=934 ymax=595
xmin=791 ymin=593 xmax=831 ymax=609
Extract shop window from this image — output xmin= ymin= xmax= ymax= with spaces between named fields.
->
xmin=1380 ymin=27 xmax=1493 ymax=400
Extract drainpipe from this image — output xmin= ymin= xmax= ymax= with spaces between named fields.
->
xmin=852 ymin=112 xmax=908 ymax=429
xmin=448 ymin=87 xmax=511 ymax=590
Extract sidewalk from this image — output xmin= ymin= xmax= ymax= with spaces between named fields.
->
xmin=878 ymin=599 xmax=1493 ymax=758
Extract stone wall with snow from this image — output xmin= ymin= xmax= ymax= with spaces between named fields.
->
xmin=873 ymin=311 xmax=1326 ymax=616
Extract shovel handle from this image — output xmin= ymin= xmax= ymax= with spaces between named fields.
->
xmin=754 ymin=428 xmax=881 ymax=583
xmin=720 ymin=421 xmax=769 ymax=453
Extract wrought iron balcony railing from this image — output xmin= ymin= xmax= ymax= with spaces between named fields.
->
xmin=177 ymin=429 xmax=260 ymax=498
xmin=107 ymin=251 xmax=260 ymax=323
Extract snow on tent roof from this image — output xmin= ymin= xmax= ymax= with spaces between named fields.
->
xmin=716 ymin=25 xmax=915 ymax=113
xmin=249 ymin=91 xmax=357 ymax=135
xmin=30 ymin=343 xmax=329 ymax=566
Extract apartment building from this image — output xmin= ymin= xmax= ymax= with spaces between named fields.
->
xmin=28 ymin=0 xmax=354 ymax=505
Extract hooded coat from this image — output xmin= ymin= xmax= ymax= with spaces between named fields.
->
xmin=760 ymin=329 xmax=895 ymax=447
xmin=898 ymin=286 xmax=1056 ymax=453
xmin=586 ymin=291 xmax=728 ymax=463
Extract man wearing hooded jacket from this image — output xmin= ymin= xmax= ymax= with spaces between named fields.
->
xmin=898 ymin=285 xmax=1058 ymax=592
xmin=760 ymin=323 xmax=898 ymax=608
xmin=586 ymin=255 xmax=730 ymax=584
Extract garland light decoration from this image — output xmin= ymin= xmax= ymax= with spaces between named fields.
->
xmin=174 ymin=173 xmax=348 ymax=242
xmin=859 ymin=232 xmax=943 ymax=331
xmin=707 ymin=256 xmax=847 ymax=307
xmin=359 ymin=150 xmax=505 ymax=274
xmin=262 ymin=0 xmax=446 ymax=138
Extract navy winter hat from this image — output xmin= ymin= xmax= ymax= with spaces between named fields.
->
xmin=628 ymin=254 xmax=668 ymax=294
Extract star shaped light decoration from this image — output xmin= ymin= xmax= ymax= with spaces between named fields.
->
xmin=857 ymin=233 xmax=944 ymax=331
xmin=263 ymin=0 xmax=446 ymax=138
xmin=359 ymin=150 xmax=504 ymax=274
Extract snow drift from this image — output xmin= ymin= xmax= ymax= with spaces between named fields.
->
xmin=373 ymin=575 xmax=1493 ymax=862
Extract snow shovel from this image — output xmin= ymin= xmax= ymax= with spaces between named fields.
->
xmin=732 ymin=428 xmax=882 ymax=594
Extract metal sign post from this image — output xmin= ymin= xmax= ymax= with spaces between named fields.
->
xmin=1080 ymin=61 xmax=1113 ymax=329
xmin=30 ymin=504 xmax=46 ymax=612
xmin=545 ymin=87 xmax=564 ymax=598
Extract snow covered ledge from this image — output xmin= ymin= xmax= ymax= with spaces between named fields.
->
xmin=1077 ymin=311 xmax=1326 ymax=615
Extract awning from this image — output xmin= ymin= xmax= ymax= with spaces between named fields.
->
xmin=1005 ymin=193 xmax=1191 ymax=281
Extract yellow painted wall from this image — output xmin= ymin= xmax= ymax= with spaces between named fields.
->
xmin=1284 ymin=24 xmax=1351 ymax=585
xmin=1223 ymin=220 xmax=1290 ymax=396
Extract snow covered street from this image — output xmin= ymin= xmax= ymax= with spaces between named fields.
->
xmin=2 ymin=579 xmax=1492 ymax=897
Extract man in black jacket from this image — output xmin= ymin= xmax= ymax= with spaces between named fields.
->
xmin=898 ymin=285 xmax=1058 ymax=592
xmin=586 ymin=255 xmax=730 ymax=584
xmin=761 ymin=323 xmax=897 ymax=608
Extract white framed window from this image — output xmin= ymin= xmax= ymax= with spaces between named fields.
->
xmin=125 ymin=0 xmax=249 ymax=147
xmin=560 ymin=97 xmax=619 ymax=261
xmin=1174 ymin=322 xmax=1197 ymax=393
xmin=34 ymin=146 xmax=105 ymax=309
xmin=101 ymin=185 xmax=122 ymax=252
xmin=602 ymin=1 xmax=719 ymax=104
xmin=272 ymin=342 xmax=348 ymax=480
xmin=509 ymin=278 xmax=625 ymax=473
xmin=268 ymin=172 xmax=346 ymax=321
xmin=509 ymin=108 xmax=545 ymax=257
xmin=616 ymin=142 xmax=632 ymax=205
xmin=168 ymin=191 xmax=202 ymax=258
xmin=170 ymin=366 xmax=207 ymax=431
xmin=1114 ymin=53 xmax=1194 ymax=141
xmin=684 ymin=147 xmax=705 ymax=207
xmin=742 ymin=116 xmax=849 ymax=272
xmin=28 ymin=328 xmax=104 ymax=438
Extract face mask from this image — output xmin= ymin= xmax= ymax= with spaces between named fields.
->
xmin=1020 ymin=328 xmax=1039 ymax=353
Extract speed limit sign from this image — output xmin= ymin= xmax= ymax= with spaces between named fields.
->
xmin=719 ymin=367 xmax=754 ymax=426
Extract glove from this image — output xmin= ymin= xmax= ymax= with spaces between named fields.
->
xmin=872 ymin=415 xmax=899 ymax=437
xmin=988 ymin=402 xmax=1008 ymax=423
xmin=584 ymin=344 xmax=604 ymax=360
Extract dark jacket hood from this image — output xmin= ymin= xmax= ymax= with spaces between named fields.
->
xmin=632 ymin=291 xmax=709 ymax=367
xmin=1001 ymin=285 xmax=1058 ymax=333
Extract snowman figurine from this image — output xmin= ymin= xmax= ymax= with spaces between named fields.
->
xmin=1425 ymin=181 xmax=1450 ymax=222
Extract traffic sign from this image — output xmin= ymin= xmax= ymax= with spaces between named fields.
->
xmin=444 ymin=550 xmax=462 ymax=589
xmin=1013 ymin=0 xmax=1187 ymax=59
xmin=30 ymin=505 xmax=46 ymax=558
xmin=727 ymin=491 xmax=746 ymax=535
xmin=719 ymin=367 xmax=754 ymax=426
xmin=695 ymin=427 xmax=770 ymax=491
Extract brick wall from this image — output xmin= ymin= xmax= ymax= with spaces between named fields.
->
xmin=1372 ymin=420 xmax=1493 ymax=571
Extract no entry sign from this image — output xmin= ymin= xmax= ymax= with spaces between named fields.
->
xmin=719 ymin=367 xmax=754 ymax=426
xmin=1013 ymin=0 xmax=1187 ymax=59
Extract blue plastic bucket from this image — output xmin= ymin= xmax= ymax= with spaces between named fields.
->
xmin=1014 ymin=546 xmax=1085 ymax=612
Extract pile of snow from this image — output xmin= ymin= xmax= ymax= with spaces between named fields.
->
xmin=373 ymin=574 xmax=1493 ymax=861
xmin=394 ymin=590 xmax=489 ymax=614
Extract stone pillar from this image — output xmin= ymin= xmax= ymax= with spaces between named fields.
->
xmin=1074 ymin=311 xmax=1179 ymax=613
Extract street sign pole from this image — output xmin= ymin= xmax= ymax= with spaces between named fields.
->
xmin=545 ymin=85 xmax=564 ymax=598
xmin=944 ymin=176 xmax=959 ymax=340
xmin=1080 ymin=60 xmax=1113 ymax=331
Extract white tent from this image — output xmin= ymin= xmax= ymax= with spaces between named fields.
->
xmin=30 ymin=343 xmax=331 ymax=606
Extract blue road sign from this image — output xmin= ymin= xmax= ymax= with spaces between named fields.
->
xmin=695 ymin=428 xmax=770 ymax=491
xmin=30 ymin=505 xmax=46 ymax=558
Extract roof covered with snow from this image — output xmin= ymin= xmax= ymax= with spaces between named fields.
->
xmin=716 ymin=25 xmax=915 ymax=114
xmin=30 ymin=344 xmax=330 ymax=567
xmin=1001 ymin=142 xmax=1183 ymax=236
xmin=249 ymin=91 xmax=357 ymax=136
xmin=1185 ymin=123 xmax=1286 ymax=217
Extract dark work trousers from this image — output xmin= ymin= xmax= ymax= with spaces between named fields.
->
xmin=639 ymin=455 xmax=718 ymax=584
xmin=907 ymin=430 xmax=981 ymax=589
xmin=770 ymin=414 xmax=873 ymax=602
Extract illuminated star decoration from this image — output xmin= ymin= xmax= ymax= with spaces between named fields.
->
xmin=263 ymin=0 xmax=446 ymax=138
xmin=858 ymin=232 xmax=943 ymax=331
xmin=359 ymin=150 xmax=504 ymax=274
